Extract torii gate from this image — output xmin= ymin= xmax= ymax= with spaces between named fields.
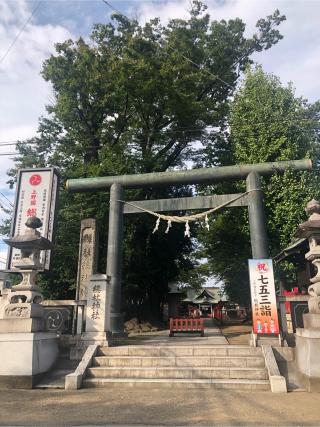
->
xmin=66 ymin=159 xmax=312 ymax=335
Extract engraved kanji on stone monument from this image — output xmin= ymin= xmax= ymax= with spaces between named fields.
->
xmin=76 ymin=218 xmax=98 ymax=301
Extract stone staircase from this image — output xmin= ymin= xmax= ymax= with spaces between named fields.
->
xmin=82 ymin=345 xmax=270 ymax=390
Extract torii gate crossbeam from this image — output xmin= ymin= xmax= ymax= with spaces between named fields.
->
xmin=66 ymin=159 xmax=312 ymax=335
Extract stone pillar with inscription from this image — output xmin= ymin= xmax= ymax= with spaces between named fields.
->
xmin=82 ymin=274 xmax=110 ymax=343
xmin=294 ymin=200 xmax=320 ymax=390
xmin=75 ymin=218 xmax=98 ymax=334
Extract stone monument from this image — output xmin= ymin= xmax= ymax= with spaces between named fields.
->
xmin=75 ymin=218 xmax=98 ymax=333
xmin=0 ymin=217 xmax=58 ymax=388
xmin=294 ymin=199 xmax=320 ymax=390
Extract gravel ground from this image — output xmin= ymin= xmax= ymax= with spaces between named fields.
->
xmin=0 ymin=387 xmax=320 ymax=426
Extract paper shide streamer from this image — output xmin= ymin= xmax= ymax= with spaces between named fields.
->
xmin=116 ymin=190 xmax=257 ymax=238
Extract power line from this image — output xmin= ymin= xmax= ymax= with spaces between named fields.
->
xmin=101 ymin=0 xmax=233 ymax=89
xmin=102 ymin=0 xmax=129 ymax=20
xmin=0 ymin=199 xmax=12 ymax=211
xmin=0 ymin=2 xmax=41 ymax=66
xmin=0 ymin=201 xmax=12 ymax=212
xmin=0 ymin=192 xmax=13 ymax=207
xmin=0 ymin=117 xmax=317 ymax=150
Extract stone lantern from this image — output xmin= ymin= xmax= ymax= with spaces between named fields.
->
xmin=0 ymin=217 xmax=58 ymax=388
xmin=3 ymin=216 xmax=52 ymax=308
xmin=294 ymin=199 xmax=320 ymax=390
xmin=294 ymin=199 xmax=320 ymax=323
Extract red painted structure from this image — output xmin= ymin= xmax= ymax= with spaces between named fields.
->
xmin=169 ymin=318 xmax=204 ymax=337
xmin=283 ymin=287 xmax=306 ymax=313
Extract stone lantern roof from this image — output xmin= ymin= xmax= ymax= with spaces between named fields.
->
xmin=294 ymin=199 xmax=320 ymax=239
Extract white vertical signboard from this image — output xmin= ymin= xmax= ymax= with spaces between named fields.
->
xmin=248 ymin=259 xmax=280 ymax=335
xmin=8 ymin=168 xmax=59 ymax=271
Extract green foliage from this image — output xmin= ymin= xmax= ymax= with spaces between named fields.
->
xmin=3 ymin=2 xmax=286 ymax=313
xmin=201 ymin=66 xmax=320 ymax=305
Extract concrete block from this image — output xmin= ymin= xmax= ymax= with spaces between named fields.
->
xmin=98 ymin=346 xmax=128 ymax=356
xmin=261 ymin=345 xmax=287 ymax=393
xmin=246 ymin=357 xmax=265 ymax=368
xmin=141 ymin=357 xmax=176 ymax=367
xmin=193 ymin=347 xmax=227 ymax=356
xmin=196 ymin=368 xmax=230 ymax=379
xmin=0 ymin=332 xmax=58 ymax=377
xmin=175 ymin=357 xmax=210 ymax=367
xmin=160 ymin=347 xmax=193 ymax=356
xmin=227 ymin=347 xmax=261 ymax=356
xmin=0 ymin=318 xmax=43 ymax=333
xmin=65 ymin=373 xmax=82 ymax=390
xmin=269 ymin=375 xmax=287 ymax=393
xmin=303 ymin=313 xmax=320 ymax=329
xmin=295 ymin=328 xmax=320 ymax=379
xmin=65 ymin=343 xmax=98 ymax=390
xmin=230 ymin=368 xmax=268 ymax=380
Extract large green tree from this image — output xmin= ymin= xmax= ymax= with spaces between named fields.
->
xmin=201 ymin=66 xmax=320 ymax=305
xmin=4 ymin=3 xmax=286 ymax=317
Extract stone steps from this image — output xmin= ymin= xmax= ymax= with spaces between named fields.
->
xmin=92 ymin=355 xmax=265 ymax=368
xmin=83 ymin=345 xmax=270 ymax=390
xmin=87 ymin=366 xmax=268 ymax=380
xmin=97 ymin=345 xmax=262 ymax=357
xmin=82 ymin=377 xmax=270 ymax=390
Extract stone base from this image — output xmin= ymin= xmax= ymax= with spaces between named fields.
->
xmin=0 ymin=318 xmax=43 ymax=333
xmin=295 ymin=327 xmax=320 ymax=387
xmin=0 ymin=373 xmax=44 ymax=389
xmin=303 ymin=313 xmax=320 ymax=329
xmin=294 ymin=369 xmax=320 ymax=392
xmin=0 ymin=332 xmax=58 ymax=388
xmin=250 ymin=333 xmax=282 ymax=347
xmin=81 ymin=331 xmax=111 ymax=344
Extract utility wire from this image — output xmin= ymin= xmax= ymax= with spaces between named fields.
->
xmin=0 ymin=198 xmax=12 ymax=211
xmin=0 ymin=2 xmax=41 ymax=66
xmin=101 ymin=0 xmax=233 ymax=89
xmin=0 ymin=120 xmax=317 ymax=148
xmin=0 ymin=200 xmax=12 ymax=211
xmin=102 ymin=0 xmax=129 ymax=20
xmin=0 ymin=192 xmax=13 ymax=207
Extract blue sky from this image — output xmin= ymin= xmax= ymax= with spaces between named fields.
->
xmin=1 ymin=0 xmax=320 ymax=263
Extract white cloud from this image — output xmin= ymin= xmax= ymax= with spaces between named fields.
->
xmin=0 ymin=0 xmax=73 ymax=248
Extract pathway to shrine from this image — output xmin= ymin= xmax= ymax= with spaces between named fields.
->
xmin=118 ymin=319 xmax=229 ymax=346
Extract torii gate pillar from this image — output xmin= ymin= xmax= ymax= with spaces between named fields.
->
xmin=246 ymin=172 xmax=269 ymax=259
xmin=106 ymin=183 xmax=124 ymax=335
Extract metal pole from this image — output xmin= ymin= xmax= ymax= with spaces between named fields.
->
xmin=66 ymin=159 xmax=312 ymax=192
xmin=106 ymin=183 xmax=124 ymax=335
xmin=246 ymin=172 xmax=269 ymax=259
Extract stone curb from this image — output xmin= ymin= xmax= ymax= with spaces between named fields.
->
xmin=262 ymin=345 xmax=287 ymax=393
xmin=65 ymin=344 xmax=98 ymax=390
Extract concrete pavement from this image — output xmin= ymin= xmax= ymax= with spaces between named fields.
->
xmin=0 ymin=387 xmax=319 ymax=426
